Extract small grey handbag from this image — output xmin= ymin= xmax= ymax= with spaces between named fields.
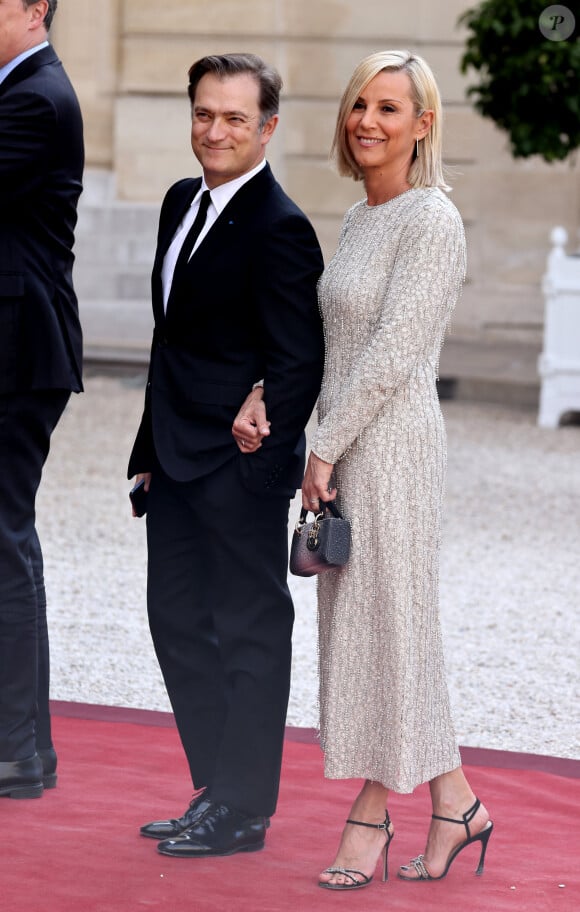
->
xmin=289 ymin=500 xmax=351 ymax=577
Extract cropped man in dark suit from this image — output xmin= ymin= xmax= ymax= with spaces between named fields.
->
xmin=0 ymin=0 xmax=84 ymax=799
xmin=129 ymin=53 xmax=324 ymax=857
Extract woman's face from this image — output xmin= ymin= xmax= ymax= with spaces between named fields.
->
xmin=345 ymin=69 xmax=431 ymax=180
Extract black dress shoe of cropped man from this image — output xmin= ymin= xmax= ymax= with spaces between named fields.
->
xmin=0 ymin=755 xmax=44 ymax=799
xmin=140 ymin=793 xmax=212 ymax=839
xmin=157 ymin=802 xmax=267 ymax=857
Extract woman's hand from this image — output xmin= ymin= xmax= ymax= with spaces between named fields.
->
xmin=301 ymin=451 xmax=336 ymax=510
xmin=232 ymin=386 xmax=271 ymax=453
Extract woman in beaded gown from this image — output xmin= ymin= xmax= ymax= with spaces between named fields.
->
xmin=232 ymin=50 xmax=493 ymax=891
xmin=298 ymin=50 xmax=493 ymax=890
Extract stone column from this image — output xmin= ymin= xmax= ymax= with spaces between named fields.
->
xmin=51 ymin=0 xmax=121 ymax=174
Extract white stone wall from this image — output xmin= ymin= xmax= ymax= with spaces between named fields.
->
xmin=53 ymin=0 xmax=580 ymax=351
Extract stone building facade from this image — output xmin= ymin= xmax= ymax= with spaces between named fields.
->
xmin=51 ymin=0 xmax=579 ymax=351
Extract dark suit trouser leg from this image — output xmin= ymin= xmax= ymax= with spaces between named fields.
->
xmin=146 ymin=460 xmax=294 ymax=818
xmin=31 ymin=529 xmax=52 ymax=751
xmin=0 ymin=391 xmax=70 ymax=761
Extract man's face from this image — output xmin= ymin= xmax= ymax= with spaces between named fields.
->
xmin=190 ymin=72 xmax=278 ymax=189
xmin=0 ymin=0 xmax=46 ymax=68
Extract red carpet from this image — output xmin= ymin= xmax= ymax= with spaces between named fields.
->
xmin=1 ymin=703 xmax=578 ymax=912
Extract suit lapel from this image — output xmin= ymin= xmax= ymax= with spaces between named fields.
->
xmin=158 ymin=181 xmax=201 ymax=261
xmin=152 ymin=178 xmax=201 ymax=326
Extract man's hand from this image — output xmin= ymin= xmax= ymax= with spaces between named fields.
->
xmin=131 ymin=472 xmax=151 ymax=517
xmin=232 ymin=387 xmax=271 ymax=453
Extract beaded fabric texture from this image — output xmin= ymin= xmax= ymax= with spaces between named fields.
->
xmin=311 ymin=187 xmax=466 ymax=793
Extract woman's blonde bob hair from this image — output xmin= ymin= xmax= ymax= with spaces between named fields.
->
xmin=332 ymin=50 xmax=449 ymax=191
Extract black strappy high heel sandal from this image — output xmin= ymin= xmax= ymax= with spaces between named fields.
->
xmin=318 ymin=811 xmax=394 ymax=890
xmin=398 ymin=797 xmax=493 ymax=881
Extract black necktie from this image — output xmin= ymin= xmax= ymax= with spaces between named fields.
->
xmin=171 ymin=189 xmax=212 ymax=289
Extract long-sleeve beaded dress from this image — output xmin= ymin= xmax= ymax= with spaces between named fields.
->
xmin=310 ymin=187 xmax=466 ymax=793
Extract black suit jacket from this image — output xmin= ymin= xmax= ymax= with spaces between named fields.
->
xmin=128 ymin=164 xmax=324 ymax=496
xmin=0 ymin=45 xmax=84 ymax=395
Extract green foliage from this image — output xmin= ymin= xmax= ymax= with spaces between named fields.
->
xmin=459 ymin=0 xmax=580 ymax=161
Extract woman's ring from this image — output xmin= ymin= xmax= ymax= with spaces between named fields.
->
xmin=310 ymin=498 xmax=318 ymax=504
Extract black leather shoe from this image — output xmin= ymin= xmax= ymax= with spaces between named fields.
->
xmin=0 ymin=755 xmax=44 ymax=799
xmin=140 ymin=794 xmax=213 ymax=839
xmin=38 ymin=747 xmax=58 ymax=789
xmin=157 ymin=802 xmax=266 ymax=857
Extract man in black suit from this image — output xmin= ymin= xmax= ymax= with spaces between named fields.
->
xmin=0 ymin=0 xmax=84 ymax=799
xmin=129 ymin=53 xmax=323 ymax=857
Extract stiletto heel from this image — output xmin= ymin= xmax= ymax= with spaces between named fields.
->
xmin=318 ymin=810 xmax=394 ymax=890
xmin=381 ymin=827 xmax=390 ymax=882
xmin=398 ymin=797 xmax=493 ymax=882
xmin=475 ymin=819 xmax=493 ymax=875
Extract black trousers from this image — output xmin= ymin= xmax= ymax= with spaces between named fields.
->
xmin=0 ymin=390 xmax=70 ymax=761
xmin=146 ymin=458 xmax=294 ymax=818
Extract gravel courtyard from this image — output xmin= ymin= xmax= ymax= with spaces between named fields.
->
xmin=37 ymin=373 xmax=579 ymax=760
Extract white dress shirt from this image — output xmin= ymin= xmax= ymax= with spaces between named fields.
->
xmin=161 ymin=158 xmax=267 ymax=311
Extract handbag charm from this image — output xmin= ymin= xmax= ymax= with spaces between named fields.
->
xmin=289 ymin=500 xmax=351 ymax=577
xmin=307 ymin=518 xmax=321 ymax=551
